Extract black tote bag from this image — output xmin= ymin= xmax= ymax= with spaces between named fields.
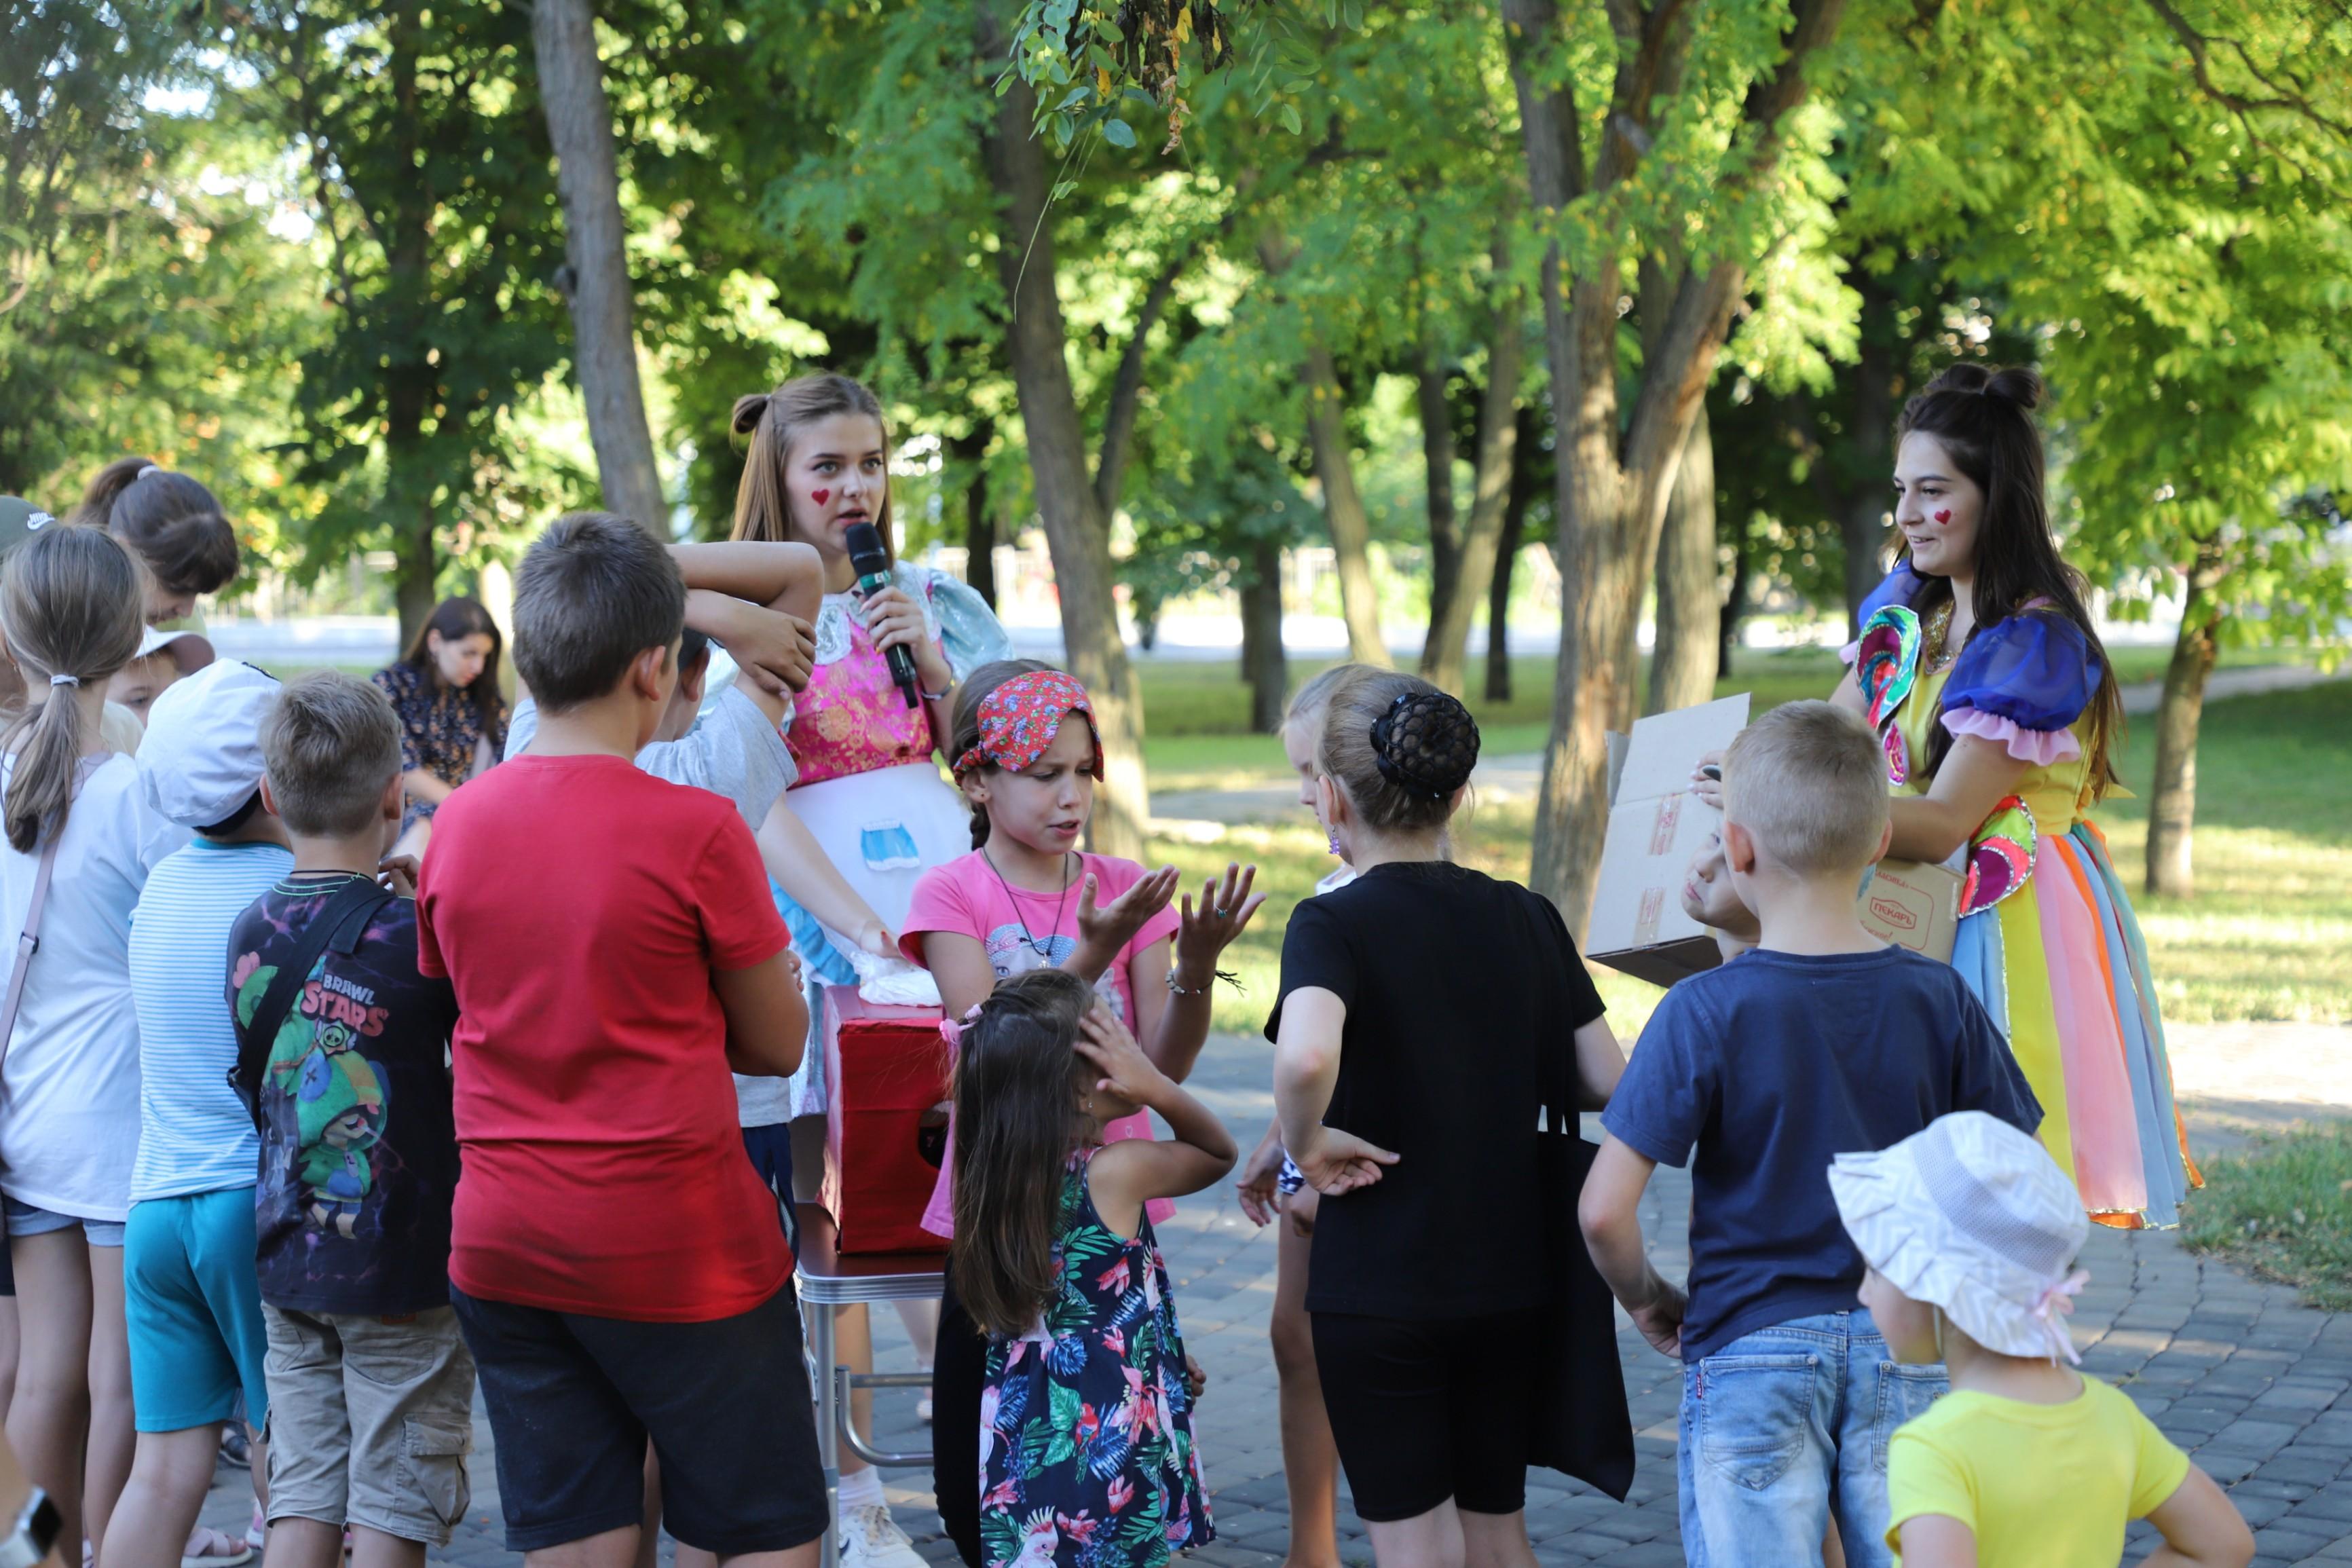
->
xmin=1529 ymin=1051 xmax=1637 ymax=1499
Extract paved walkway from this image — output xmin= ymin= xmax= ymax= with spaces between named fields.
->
xmin=200 ymin=1024 xmax=2352 ymax=1567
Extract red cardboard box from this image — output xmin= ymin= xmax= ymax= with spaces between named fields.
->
xmin=820 ymin=985 xmax=951 ymax=1255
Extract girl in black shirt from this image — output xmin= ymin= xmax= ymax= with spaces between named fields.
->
xmin=1269 ymin=669 xmax=1626 ymax=1564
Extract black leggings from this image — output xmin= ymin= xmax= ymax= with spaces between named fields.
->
xmin=931 ymin=1265 xmax=986 ymax=1567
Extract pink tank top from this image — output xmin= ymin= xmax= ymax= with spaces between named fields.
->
xmin=787 ymin=608 xmax=944 ymax=787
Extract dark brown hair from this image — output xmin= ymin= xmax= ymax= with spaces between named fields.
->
xmin=947 ymin=657 xmax=1059 ymax=848
xmin=1898 ymin=365 xmax=2122 ymax=796
xmin=512 ymin=512 xmax=685 ymax=712
xmin=262 ymin=673 xmax=403 ymax=838
xmin=0 ymin=526 xmax=145 ymax=851
xmin=72 ymin=458 xmax=240 ymax=597
xmin=729 ymin=373 xmax=895 ymax=559
xmin=947 ymin=968 xmax=1097 ymax=1339
xmin=398 ymin=596 xmax=506 ymax=736
xmin=1316 ymin=667 xmax=1480 ymax=834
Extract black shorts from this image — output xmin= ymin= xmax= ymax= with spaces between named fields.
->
xmin=1311 ymin=1305 xmax=1543 ymax=1522
xmin=741 ymin=1121 xmax=798 ymax=1253
xmin=450 ymin=1281 xmax=827 ymax=1555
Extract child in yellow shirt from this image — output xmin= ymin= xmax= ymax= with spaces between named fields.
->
xmin=1829 ymin=1112 xmax=2253 ymax=1568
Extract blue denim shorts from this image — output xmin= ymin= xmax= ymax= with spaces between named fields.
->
xmin=1677 ymin=1309 xmax=1947 ymax=1568
xmin=5 ymin=1195 xmax=126 ymax=1248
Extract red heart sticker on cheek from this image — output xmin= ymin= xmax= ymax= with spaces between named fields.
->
xmin=810 ymin=488 xmax=831 ymax=506
xmin=1934 ymin=508 xmax=1953 ymax=524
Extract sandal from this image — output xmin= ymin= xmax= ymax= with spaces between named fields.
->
xmin=181 ymin=1525 xmax=255 ymax=1568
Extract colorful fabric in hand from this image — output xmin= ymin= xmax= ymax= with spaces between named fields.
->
xmin=1960 ymin=796 xmax=2039 ymax=917
xmin=1856 ymin=605 xmax=1923 ymax=734
xmin=977 ymin=1146 xmax=1212 ymax=1568
xmin=952 ymin=670 xmax=1102 ymax=781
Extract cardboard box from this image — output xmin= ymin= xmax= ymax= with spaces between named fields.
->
xmin=1858 ymin=858 xmax=1962 ymax=963
xmin=1585 ymin=694 xmax=1751 ymax=988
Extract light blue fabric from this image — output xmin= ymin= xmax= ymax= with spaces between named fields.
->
xmin=127 ymin=839 xmax=295 ymax=1203
xmin=3 ymin=1196 xmax=124 ymax=1246
xmin=124 ymin=1188 xmax=270 ymax=1432
xmin=909 ymin=563 xmax=1015 ymax=680
xmin=1949 ymin=904 xmax=2009 ymax=1039
xmin=1677 ymin=1309 xmax=1943 ymax=1568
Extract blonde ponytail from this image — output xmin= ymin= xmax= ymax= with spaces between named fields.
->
xmin=1 ymin=527 xmax=144 ymax=851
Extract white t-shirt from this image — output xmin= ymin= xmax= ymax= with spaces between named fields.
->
xmin=0 ymin=753 xmax=189 ymax=1220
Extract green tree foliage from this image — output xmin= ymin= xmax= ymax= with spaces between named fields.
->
xmin=1 ymin=1 xmax=318 ymax=531
xmin=214 ymin=0 xmax=574 ymax=638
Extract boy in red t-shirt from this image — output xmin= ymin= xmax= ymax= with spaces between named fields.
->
xmin=415 ymin=511 xmax=821 ymax=1568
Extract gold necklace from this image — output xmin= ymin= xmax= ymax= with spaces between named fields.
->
xmin=1922 ymin=599 xmax=1959 ymax=675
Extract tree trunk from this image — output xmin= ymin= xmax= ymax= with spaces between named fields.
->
xmin=1418 ymin=332 xmax=1463 ymax=654
xmin=1645 ymin=399 xmax=1719 ymax=715
xmin=1506 ymin=0 xmax=1847 ymax=925
xmin=2146 ymin=551 xmax=2226 ymax=899
xmin=531 ymin=0 xmax=667 ymax=535
xmin=1240 ymin=534 xmax=1288 ymax=733
xmin=952 ymin=424 xmax=996 ymax=608
xmin=1485 ymin=506 xmax=1523 ymax=705
xmin=981 ymin=41 xmax=1150 ymax=861
xmin=1719 ymin=511 xmax=1753 ymax=678
xmin=1839 ymin=273 xmax=1898 ymax=633
xmin=1423 ymin=267 xmax=1523 ymax=694
xmin=1300 ymin=341 xmax=1388 ymax=667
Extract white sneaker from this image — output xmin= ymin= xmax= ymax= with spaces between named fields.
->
xmin=836 ymin=1503 xmax=925 ymax=1568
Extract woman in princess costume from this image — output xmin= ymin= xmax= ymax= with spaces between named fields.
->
xmin=728 ymin=373 xmax=1011 ymax=1565
xmin=1838 ymin=364 xmax=2195 ymax=1227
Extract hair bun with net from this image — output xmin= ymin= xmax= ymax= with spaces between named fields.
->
xmin=1369 ymin=690 xmax=1480 ymax=800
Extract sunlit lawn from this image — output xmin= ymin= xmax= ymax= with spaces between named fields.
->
xmin=1141 ymin=654 xmax=2351 ymax=1037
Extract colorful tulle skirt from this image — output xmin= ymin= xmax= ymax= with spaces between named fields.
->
xmin=1949 ymin=820 xmax=2200 ymax=1227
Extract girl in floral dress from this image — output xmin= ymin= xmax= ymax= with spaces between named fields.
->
xmin=947 ymin=969 xmax=1233 ymax=1568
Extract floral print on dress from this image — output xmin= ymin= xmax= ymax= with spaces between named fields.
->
xmin=371 ymin=662 xmax=504 ymax=831
xmin=978 ymin=1147 xmax=1212 ymax=1568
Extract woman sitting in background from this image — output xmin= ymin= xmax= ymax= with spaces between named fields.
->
xmin=371 ymin=596 xmax=507 ymax=858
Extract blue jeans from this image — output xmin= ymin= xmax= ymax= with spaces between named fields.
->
xmin=1677 ymin=1309 xmax=1946 ymax=1568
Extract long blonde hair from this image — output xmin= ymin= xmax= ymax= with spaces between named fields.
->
xmin=729 ymin=373 xmax=895 ymax=558
xmin=1 ymin=526 xmax=145 ymax=851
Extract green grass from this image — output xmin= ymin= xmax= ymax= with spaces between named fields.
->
xmin=2180 ymin=1123 xmax=2352 ymax=1309
xmin=1140 ymin=654 xmax=2352 ymax=1035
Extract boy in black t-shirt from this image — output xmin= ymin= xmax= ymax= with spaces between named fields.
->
xmin=229 ymin=672 xmax=472 ymax=1568
xmin=1581 ymin=701 xmax=2040 ymax=1568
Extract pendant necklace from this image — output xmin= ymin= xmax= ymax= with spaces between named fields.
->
xmin=982 ymin=844 xmax=1076 ymax=960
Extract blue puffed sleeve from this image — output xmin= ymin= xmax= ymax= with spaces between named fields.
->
xmin=909 ymin=565 xmax=1013 ymax=681
xmin=1858 ymin=564 xmax=1928 ymax=624
xmin=1939 ymin=609 xmax=2102 ymax=762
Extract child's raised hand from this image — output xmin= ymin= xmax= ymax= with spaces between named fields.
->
xmin=1075 ymin=1003 xmax=1168 ymax=1108
xmin=1175 ymin=863 xmax=1265 ymax=975
xmin=1689 ymin=749 xmax=1726 ymax=812
xmin=1075 ymin=865 xmax=1180 ymax=955
xmin=377 ymin=854 xmax=421 ymax=898
xmin=1294 ymin=1128 xmax=1398 ymax=1197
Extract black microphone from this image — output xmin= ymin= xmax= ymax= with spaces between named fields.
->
xmin=844 ymin=521 xmax=920 ymax=709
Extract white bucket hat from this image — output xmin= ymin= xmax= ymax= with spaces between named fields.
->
xmin=137 ymin=658 xmax=282 ymax=828
xmin=1829 ymin=1110 xmax=2091 ymax=1364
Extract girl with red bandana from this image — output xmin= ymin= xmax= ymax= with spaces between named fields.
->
xmin=902 ymin=661 xmax=1262 ymax=1567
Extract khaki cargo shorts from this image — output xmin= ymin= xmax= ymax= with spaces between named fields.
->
xmin=261 ymin=1304 xmax=477 ymax=1546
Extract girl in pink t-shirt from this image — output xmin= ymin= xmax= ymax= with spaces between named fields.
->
xmin=901 ymin=660 xmax=1261 ymax=1564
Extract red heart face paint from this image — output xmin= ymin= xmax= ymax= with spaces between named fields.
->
xmin=1933 ymin=508 xmax=1953 ymax=524
xmin=810 ymin=488 xmax=831 ymax=506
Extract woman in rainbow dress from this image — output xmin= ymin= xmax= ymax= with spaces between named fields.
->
xmin=1835 ymin=363 xmax=2192 ymax=1227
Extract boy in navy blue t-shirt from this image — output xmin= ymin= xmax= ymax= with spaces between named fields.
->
xmin=1580 ymin=701 xmax=2040 ymax=1568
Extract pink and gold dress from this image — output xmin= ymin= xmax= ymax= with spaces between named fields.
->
xmin=1851 ymin=565 xmax=2197 ymax=1227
